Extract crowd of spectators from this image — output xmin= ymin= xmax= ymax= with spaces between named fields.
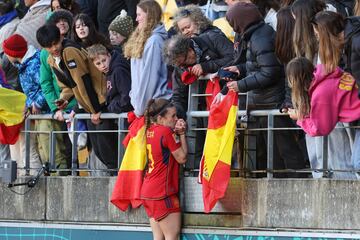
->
xmin=1 ymin=0 xmax=360 ymax=179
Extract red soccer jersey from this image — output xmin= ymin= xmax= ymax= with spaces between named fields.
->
xmin=141 ymin=124 xmax=181 ymax=199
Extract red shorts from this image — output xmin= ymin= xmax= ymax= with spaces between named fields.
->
xmin=142 ymin=195 xmax=181 ymax=221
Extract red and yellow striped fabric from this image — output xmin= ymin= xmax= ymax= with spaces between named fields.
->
xmin=0 ymin=88 xmax=26 ymax=144
xmin=111 ymin=117 xmax=147 ymax=211
xmin=199 ymin=91 xmax=238 ymax=213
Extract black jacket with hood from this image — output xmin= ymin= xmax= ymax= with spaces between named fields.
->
xmin=105 ymin=50 xmax=133 ymax=113
xmin=225 ymin=2 xmax=285 ymax=109
xmin=344 ymin=16 xmax=360 ymax=96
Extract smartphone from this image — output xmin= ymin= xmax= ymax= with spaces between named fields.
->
xmin=218 ymin=68 xmax=238 ymax=79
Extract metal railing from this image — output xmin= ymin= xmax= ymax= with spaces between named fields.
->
xmin=16 ymin=76 xmax=359 ymax=179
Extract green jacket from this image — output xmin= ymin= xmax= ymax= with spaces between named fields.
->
xmin=39 ymin=49 xmax=77 ymax=112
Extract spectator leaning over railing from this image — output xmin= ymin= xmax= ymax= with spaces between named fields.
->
xmin=214 ymin=2 xmax=308 ymax=178
xmin=167 ymin=5 xmax=234 ymax=119
xmin=39 ymin=9 xmax=77 ymax=172
xmin=3 ymin=34 xmax=64 ymax=174
xmin=304 ymin=10 xmax=360 ymax=178
xmin=287 ymin=57 xmax=360 ymax=179
xmin=292 ymin=1 xmax=354 ymax=179
xmin=87 ymin=44 xmax=133 ymax=114
xmin=123 ymin=0 xmax=172 ymax=118
xmin=36 ymin=24 xmax=119 ymax=172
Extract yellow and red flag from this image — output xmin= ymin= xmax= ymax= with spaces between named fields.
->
xmin=0 ymin=87 xmax=26 ymax=144
xmin=111 ymin=116 xmax=147 ymax=211
xmin=199 ymin=90 xmax=238 ymax=213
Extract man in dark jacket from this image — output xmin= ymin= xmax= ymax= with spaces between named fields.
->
xmin=220 ymin=2 xmax=308 ymax=178
xmin=87 ymin=44 xmax=133 ymax=114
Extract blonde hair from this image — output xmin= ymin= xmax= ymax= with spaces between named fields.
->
xmin=313 ymin=11 xmax=345 ymax=74
xmin=123 ymin=0 xmax=162 ymax=59
xmin=287 ymin=57 xmax=314 ymax=119
xmin=172 ymin=5 xmax=212 ymax=34
xmin=86 ymin=44 xmax=109 ymax=60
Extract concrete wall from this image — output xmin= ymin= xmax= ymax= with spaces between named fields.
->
xmin=1 ymin=177 xmax=360 ymax=230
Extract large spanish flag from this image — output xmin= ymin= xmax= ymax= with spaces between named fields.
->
xmin=199 ymin=90 xmax=238 ymax=213
xmin=111 ymin=116 xmax=147 ymax=211
xmin=0 ymin=87 xmax=26 ymax=144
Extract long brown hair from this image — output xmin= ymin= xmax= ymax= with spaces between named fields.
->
xmin=287 ymin=57 xmax=314 ymax=119
xmin=281 ymin=0 xmax=295 ymax=7
xmin=145 ymin=98 xmax=174 ymax=130
xmin=355 ymin=0 xmax=360 ymax=16
xmin=313 ymin=11 xmax=345 ymax=74
xmin=123 ymin=0 xmax=162 ymax=59
xmin=275 ymin=6 xmax=295 ymax=64
xmin=291 ymin=0 xmax=326 ymax=62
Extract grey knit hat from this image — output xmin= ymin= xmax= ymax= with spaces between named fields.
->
xmin=108 ymin=10 xmax=134 ymax=38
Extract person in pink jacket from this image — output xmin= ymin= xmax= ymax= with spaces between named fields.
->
xmin=287 ymin=57 xmax=360 ymax=136
xmin=287 ymin=57 xmax=360 ymax=179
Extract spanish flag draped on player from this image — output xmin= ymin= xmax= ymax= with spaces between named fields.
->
xmin=111 ymin=116 xmax=147 ymax=211
xmin=0 ymin=87 xmax=26 ymax=144
xmin=199 ymin=91 xmax=238 ymax=213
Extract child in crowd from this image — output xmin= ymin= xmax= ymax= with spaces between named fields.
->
xmin=108 ymin=10 xmax=133 ymax=52
xmin=87 ymin=44 xmax=133 ymax=114
xmin=2 ymin=34 xmax=70 ymax=174
xmin=123 ymin=0 xmax=172 ymax=118
xmin=142 ymin=98 xmax=187 ymax=240
xmin=72 ymin=13 xmax=111 ymax=49
xmin=287 ymin=57 xmax=360 ymax=179
xmin=36 ymin=24 xmax=118 ymax=172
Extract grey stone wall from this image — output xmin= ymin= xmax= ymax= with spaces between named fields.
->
xmin=1 ymin=177 xmax=360 ymax=230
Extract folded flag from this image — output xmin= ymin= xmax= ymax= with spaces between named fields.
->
xmin=199 ymin=90 xmax=238 ymax=213
xmin=0 ymin=87 xmax=26 ymax=144
xmin=111 ymin=116 xmax=147 ymax=211
xmin=205 ymin=77 xmax=221 ymax=110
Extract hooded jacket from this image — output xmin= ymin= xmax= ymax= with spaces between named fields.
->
xmin=130 ymin=24 xmax=172 ymax=117
xmin=16 ymin=45 xmax=49 ymax=112
xmin=344 ymin=16 xmax=360 ymax=96
xmin=105 ymin=50 xmax=133 ymax=113
xmin=297 ymin=65 xmax=360 ymax=136
xmin=225 ymin=2 xmax=284 ymax=108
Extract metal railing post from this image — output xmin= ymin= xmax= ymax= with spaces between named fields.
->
xmin=24 ymin=117 xmax=31 ymax=176
xmin=267 ymin=114 xmax=274 ymax=179
xmin=322 ymin=135 xmax=329 ymax=178
xmin=71 ymin=117 xmax=79 ymax=176
xmin=50 ymin=131 xmax=56 ymax=170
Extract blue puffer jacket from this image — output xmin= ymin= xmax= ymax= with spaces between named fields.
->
xmin=15 ymin=46 xmax=50 ymax=113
